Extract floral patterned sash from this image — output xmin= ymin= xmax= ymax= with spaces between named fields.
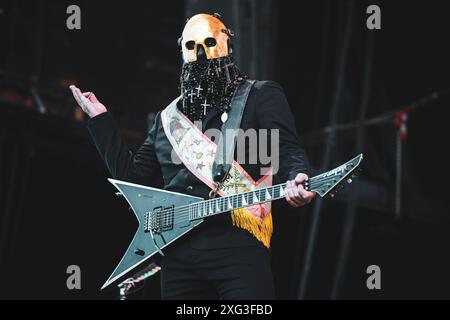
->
xmin=161 ymin=98 xmax=273 ymax=247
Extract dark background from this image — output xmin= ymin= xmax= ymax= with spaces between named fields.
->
xmin=0 ymin=0 xmax=449 ymax=299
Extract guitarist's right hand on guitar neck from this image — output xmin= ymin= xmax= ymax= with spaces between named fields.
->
xmin=70 ymin=85 xmax=107 ymax=118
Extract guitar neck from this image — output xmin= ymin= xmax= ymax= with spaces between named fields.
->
xmin=188 ymin=182 xmax=289 ymax=221
xmin=187 ymin=153 xmax=363 ymax=221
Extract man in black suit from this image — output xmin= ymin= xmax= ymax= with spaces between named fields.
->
xmin=70 ymin=13 xmax=315 ymax=299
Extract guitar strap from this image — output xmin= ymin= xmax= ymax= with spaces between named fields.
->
xmin=160 ymin=83 xmax=273 ymax=248
xmin=212 ymin=80 xmax=256 ymax=183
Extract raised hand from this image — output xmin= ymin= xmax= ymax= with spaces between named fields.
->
xmin=69 ymin=85 xmax=107 ymax=118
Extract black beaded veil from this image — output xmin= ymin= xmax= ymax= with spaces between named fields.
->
xmin=177 ymin=13 xmax=245 ymax=122
xmin=179 ymin=55 xmax=244 ymax=122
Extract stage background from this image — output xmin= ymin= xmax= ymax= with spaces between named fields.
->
xmin=0 ymin=0 xmax=449 ymax=299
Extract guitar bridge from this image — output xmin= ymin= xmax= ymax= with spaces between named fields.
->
xmin=144 ymin=206 xmax=174 ymax=234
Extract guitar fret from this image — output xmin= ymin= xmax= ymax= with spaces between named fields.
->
xmin=187 ymin=155 xmax=363 ymax=221
xmin=279 ymin=186 xmax=285 ymax=197
xmin=252 ymin=191 xmax=259 ymax=203
xmin=188 ymin=185 xmax=288 ymax=221
xmin=241 ymin=193 xmax=247 ymax=206
xmin=189 ymin=184 xmax=285 ymax=221
xmin=244 ymin=192 xmax=249 ymax=205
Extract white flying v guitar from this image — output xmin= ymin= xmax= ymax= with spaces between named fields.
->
xmin=101 ymin=153 xmax=363 ymax=289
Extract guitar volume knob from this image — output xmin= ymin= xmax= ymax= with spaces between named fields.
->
xmin=134 ymin=249 xmax=145 ymax=256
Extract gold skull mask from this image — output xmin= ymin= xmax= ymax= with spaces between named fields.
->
xmin=180 ymin=14 xmax=230 ymax=63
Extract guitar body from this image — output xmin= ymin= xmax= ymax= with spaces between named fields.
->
xmin=102 ymin=179 xmax=204 ymax=289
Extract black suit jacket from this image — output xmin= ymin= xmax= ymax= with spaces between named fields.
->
xmin=87 ymin=80 xmax=310 ymax=249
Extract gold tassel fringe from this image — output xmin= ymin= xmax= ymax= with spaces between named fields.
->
xmin=231 ymin=209 xmax=273 ymax=248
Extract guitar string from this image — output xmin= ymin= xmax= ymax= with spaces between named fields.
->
xmin=145 ymin=168 xmax=359 ymax=225
xmin=151 ymin=185 xmax=287 ymax=222
xmin=169 ymin=187 xmax=283 ymax=218
xmin=163 ymin=174 xmax=347 ymax=217
xmin=149 ymin=178 xmax=344 ymax=223
xmin=154 ymin=166 xmax=357 ymax=216
xmin=161 ymin=174 xmax=334 ymax=215
xmin=152 ymin=180 xmax=340 ymax=223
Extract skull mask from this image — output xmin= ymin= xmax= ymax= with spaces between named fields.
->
xmin=178 ymin=13 xmax=242 ymax=122
xmin=180 ymin=13 xmax=231 ymax=63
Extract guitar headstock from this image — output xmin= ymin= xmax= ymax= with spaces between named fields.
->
xmin=305 ymin=154 xmax=363 ymax=198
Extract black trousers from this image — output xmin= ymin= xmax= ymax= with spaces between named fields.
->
xmin=160 ymin=239 xmax=275 ymax=300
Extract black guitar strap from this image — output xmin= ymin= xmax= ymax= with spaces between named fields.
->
xmin=212 ymin=79 xmax=256 ymax=183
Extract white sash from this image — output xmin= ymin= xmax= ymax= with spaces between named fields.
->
xmin=160 ymin=98 xmax=272 ymax=222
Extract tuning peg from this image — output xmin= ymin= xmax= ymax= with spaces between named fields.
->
xmin=351 ymin=170 xmax=361 ymax=178
xmin=329 ymin=187 xmax=340 ymax=198
xmin=303 ymin=180 xmax=311 ymax=191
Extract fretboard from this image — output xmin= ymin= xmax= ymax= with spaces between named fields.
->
xmin=188 ymin=183 xmax=288 ymax=221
